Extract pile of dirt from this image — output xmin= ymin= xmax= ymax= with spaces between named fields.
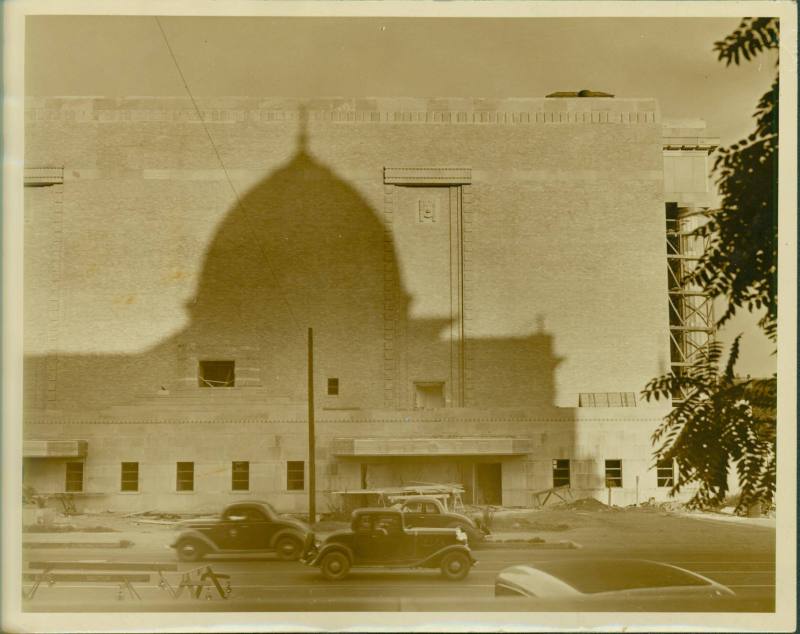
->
xmin=126 ymin=511 xmax=181 ymax=521
xmin=557 ymin=497 xmax=611 ymax=511
xmin=656 ymin=501 xmax=688 ymax=512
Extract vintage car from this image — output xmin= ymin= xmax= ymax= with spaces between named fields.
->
xmin=302 ymin=508 xmax=476 ymax=581
xmin=170 ymin=500 xmax=310 ymax=562
xmin=494 ymin=560 xmax=736 ymax=600
xmin=392 ymin=495 xmax=486 ymax=542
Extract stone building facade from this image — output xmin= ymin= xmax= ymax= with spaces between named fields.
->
xmin=21 ymin=96 xmax=716 ymax=513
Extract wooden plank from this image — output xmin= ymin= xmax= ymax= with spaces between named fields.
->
xmin=24 ymin=573 xmax=151 ymax=582
xmin=28 ymin=561 xmax=178 ymax=572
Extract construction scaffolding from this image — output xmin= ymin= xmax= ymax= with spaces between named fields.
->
xmin=666 ymin=203 xmax=715 ymax=401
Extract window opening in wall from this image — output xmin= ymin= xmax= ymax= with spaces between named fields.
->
xmin=198 ymin=360 xmax=235 ymax=387
xmin=605 ymin=460 xmax=623 ymax=488
xmin=414 ymin=382 xmax=445 ymax=409
xmin=232 ymin=461 xmax=250 ymax=491
xmin=657 ymin=458 xmax=675 ymax=487
xmin=176 ymin=462 xmax=194 ymax=491
xmin=65 ymin=462 xmax=84 ymax=492
xmin=287 ymin=461 xmax=305 ymax=491
xmin=552 ymin=459 xmax=571 ymax=487
xmin=327 ymin=378 xmax=339 ymax=396
xmin=120 ymin=462 xmax=139 ymax=492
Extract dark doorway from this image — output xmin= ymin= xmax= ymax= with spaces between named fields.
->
xmin=475 ymin=463 xmax=502 ymax=505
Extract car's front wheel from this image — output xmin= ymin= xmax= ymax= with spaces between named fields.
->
xmin=320 ymin=551 xmax=351 ymax=581
xmin=440 ymin=551 xmax=470 ymax=581
xmin=274 ymin=535 xmax=303 ymax=561
xmin=175 ymin=538 xmax=207 ymax=562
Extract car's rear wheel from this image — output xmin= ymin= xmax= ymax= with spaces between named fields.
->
xmin=275 ymin=535 xmax=303 ymax=561
xmin=320 ymin=551 xmax=350 ymax=581
xmin=175 ymin=538 xmax=206 ymax=562
xmin=440 ymin=551 xmax=470 ymax=581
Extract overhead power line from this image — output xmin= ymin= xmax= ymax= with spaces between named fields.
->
xmin=154 ymin=16 xmax=304 ymax=340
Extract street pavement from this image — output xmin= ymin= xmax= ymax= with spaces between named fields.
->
xmin=20 ymin=516 xmax=775 ymax=612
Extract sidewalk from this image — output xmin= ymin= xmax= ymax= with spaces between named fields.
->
xmin=676 ymin=511 xmax=776 ymax=529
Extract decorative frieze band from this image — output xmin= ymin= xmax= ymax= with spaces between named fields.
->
xmin=25 ymin=108 xmax=659 ymax=125
xmin=384 ymin=167 xmax=472 ymax=185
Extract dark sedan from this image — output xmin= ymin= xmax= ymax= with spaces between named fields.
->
xmin=302 ymin=508 xmax=476 ymax=581
xmin=170 ymin=500 xmax=310 ymax=562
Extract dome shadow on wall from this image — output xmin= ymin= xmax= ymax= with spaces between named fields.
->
xmin=24 ymin=118 xmax=565 ymax=412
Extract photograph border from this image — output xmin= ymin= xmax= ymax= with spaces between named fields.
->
xmin=3 ymin=1 xmax=797 ymax=632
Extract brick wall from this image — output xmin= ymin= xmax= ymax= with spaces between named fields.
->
xmin=24 ymin=97 xmax=670 ymax=414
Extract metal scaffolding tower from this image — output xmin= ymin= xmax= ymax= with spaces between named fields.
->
xmin=666 ymin=203 xmax=715 ymax=400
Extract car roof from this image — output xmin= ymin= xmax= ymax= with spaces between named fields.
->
xmin=225 ymin=501 xmax=274 ymax=510
xmin=499 ymin=560 xmax=716 ymax=596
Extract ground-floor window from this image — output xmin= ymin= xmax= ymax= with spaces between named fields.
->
xmin=656 ymin=458 xmax=675 ymax=487
xmin=552 ymin=459 xmax=570 ymax=487
xmin=120 ymin=462 xmax=139 ymax=492
xmin=232 ymin=461 xmax=250 ymax=491
xmin=604 ymin=459 xmax=622 ymax=488
xmin=65 ymin=461 xmax=84 ymax=492
xmin=287 ymin=461 xmax=305 ymax=491
xmin=176 ymin=461 xmax=194 ymax=491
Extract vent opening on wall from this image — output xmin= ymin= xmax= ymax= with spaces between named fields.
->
xmin=578 ymin=392 xmax=636 ymax=407
xmin=24 ymin=167 xmax=64 ymax=187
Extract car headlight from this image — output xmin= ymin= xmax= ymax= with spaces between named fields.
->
xmin=455 ymin=528 xmax=468 ymax=543
xmin=314 ymin=540 xmax=322 ymax=549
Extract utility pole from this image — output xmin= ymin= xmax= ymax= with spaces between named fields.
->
xmin=307 ymin=327 xmax=316 ymax=524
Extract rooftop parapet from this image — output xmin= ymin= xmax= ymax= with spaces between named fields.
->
xmin=25 ymin=96 xmax=661 ymax=124
xmin=662 ymin=119 xmax=719 ymax=153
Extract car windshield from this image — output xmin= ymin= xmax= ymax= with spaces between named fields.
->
xmin=531 ymin=560 xmax=710 ymax=594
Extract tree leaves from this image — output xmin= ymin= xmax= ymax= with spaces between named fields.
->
xmin=713 ymin=17 xmax=780 ymax=67
xmin=643 ymin=336 xmax=776 ymax=514
xmin=685 ymin=20 xmax=779 ymax=341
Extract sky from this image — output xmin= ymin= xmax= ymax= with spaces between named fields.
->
xmin=22 ymin=14 xmax=779 ymax=376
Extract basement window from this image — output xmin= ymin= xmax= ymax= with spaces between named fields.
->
xmin=176 ymin=462 xmax=194 ymax=492
xmin=287 ymin=461 xmax=305 ymax=491
xmin=327 ymin=378 xmax=339 ymax=396
xmin=198 ymin=360 xmax=235 ymax=388
xmin=120 ymin=462 xmax=139 ymax=492
xmin=657 ymin=458 xmax=675 ymax=487
xmin=232 ymin=461 xmax=250 ymax=491
xmin=552 ymin=459 xmax=571 ymax=488
xmin=65 ymin=462 xmax=84 ymax=493
xmin=605 ymin=460 xmax=623 ymax=488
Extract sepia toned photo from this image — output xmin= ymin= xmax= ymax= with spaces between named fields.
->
xmin=2 ymin=1 xmax=796 ymax=632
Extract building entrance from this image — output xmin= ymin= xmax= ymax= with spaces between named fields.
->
xmin=475 ymin=463 xmax=502 ymax=505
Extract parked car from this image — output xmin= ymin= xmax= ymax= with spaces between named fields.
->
xmin=494 ymin=559 xmax=736 ymax=600
xmin=392 ymin=496 xmax=486 ymax=542
xmin=302 ymin=508 xmax=476 ymax=581
xmin=170 ymin=501 xmax=310 ymax=562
